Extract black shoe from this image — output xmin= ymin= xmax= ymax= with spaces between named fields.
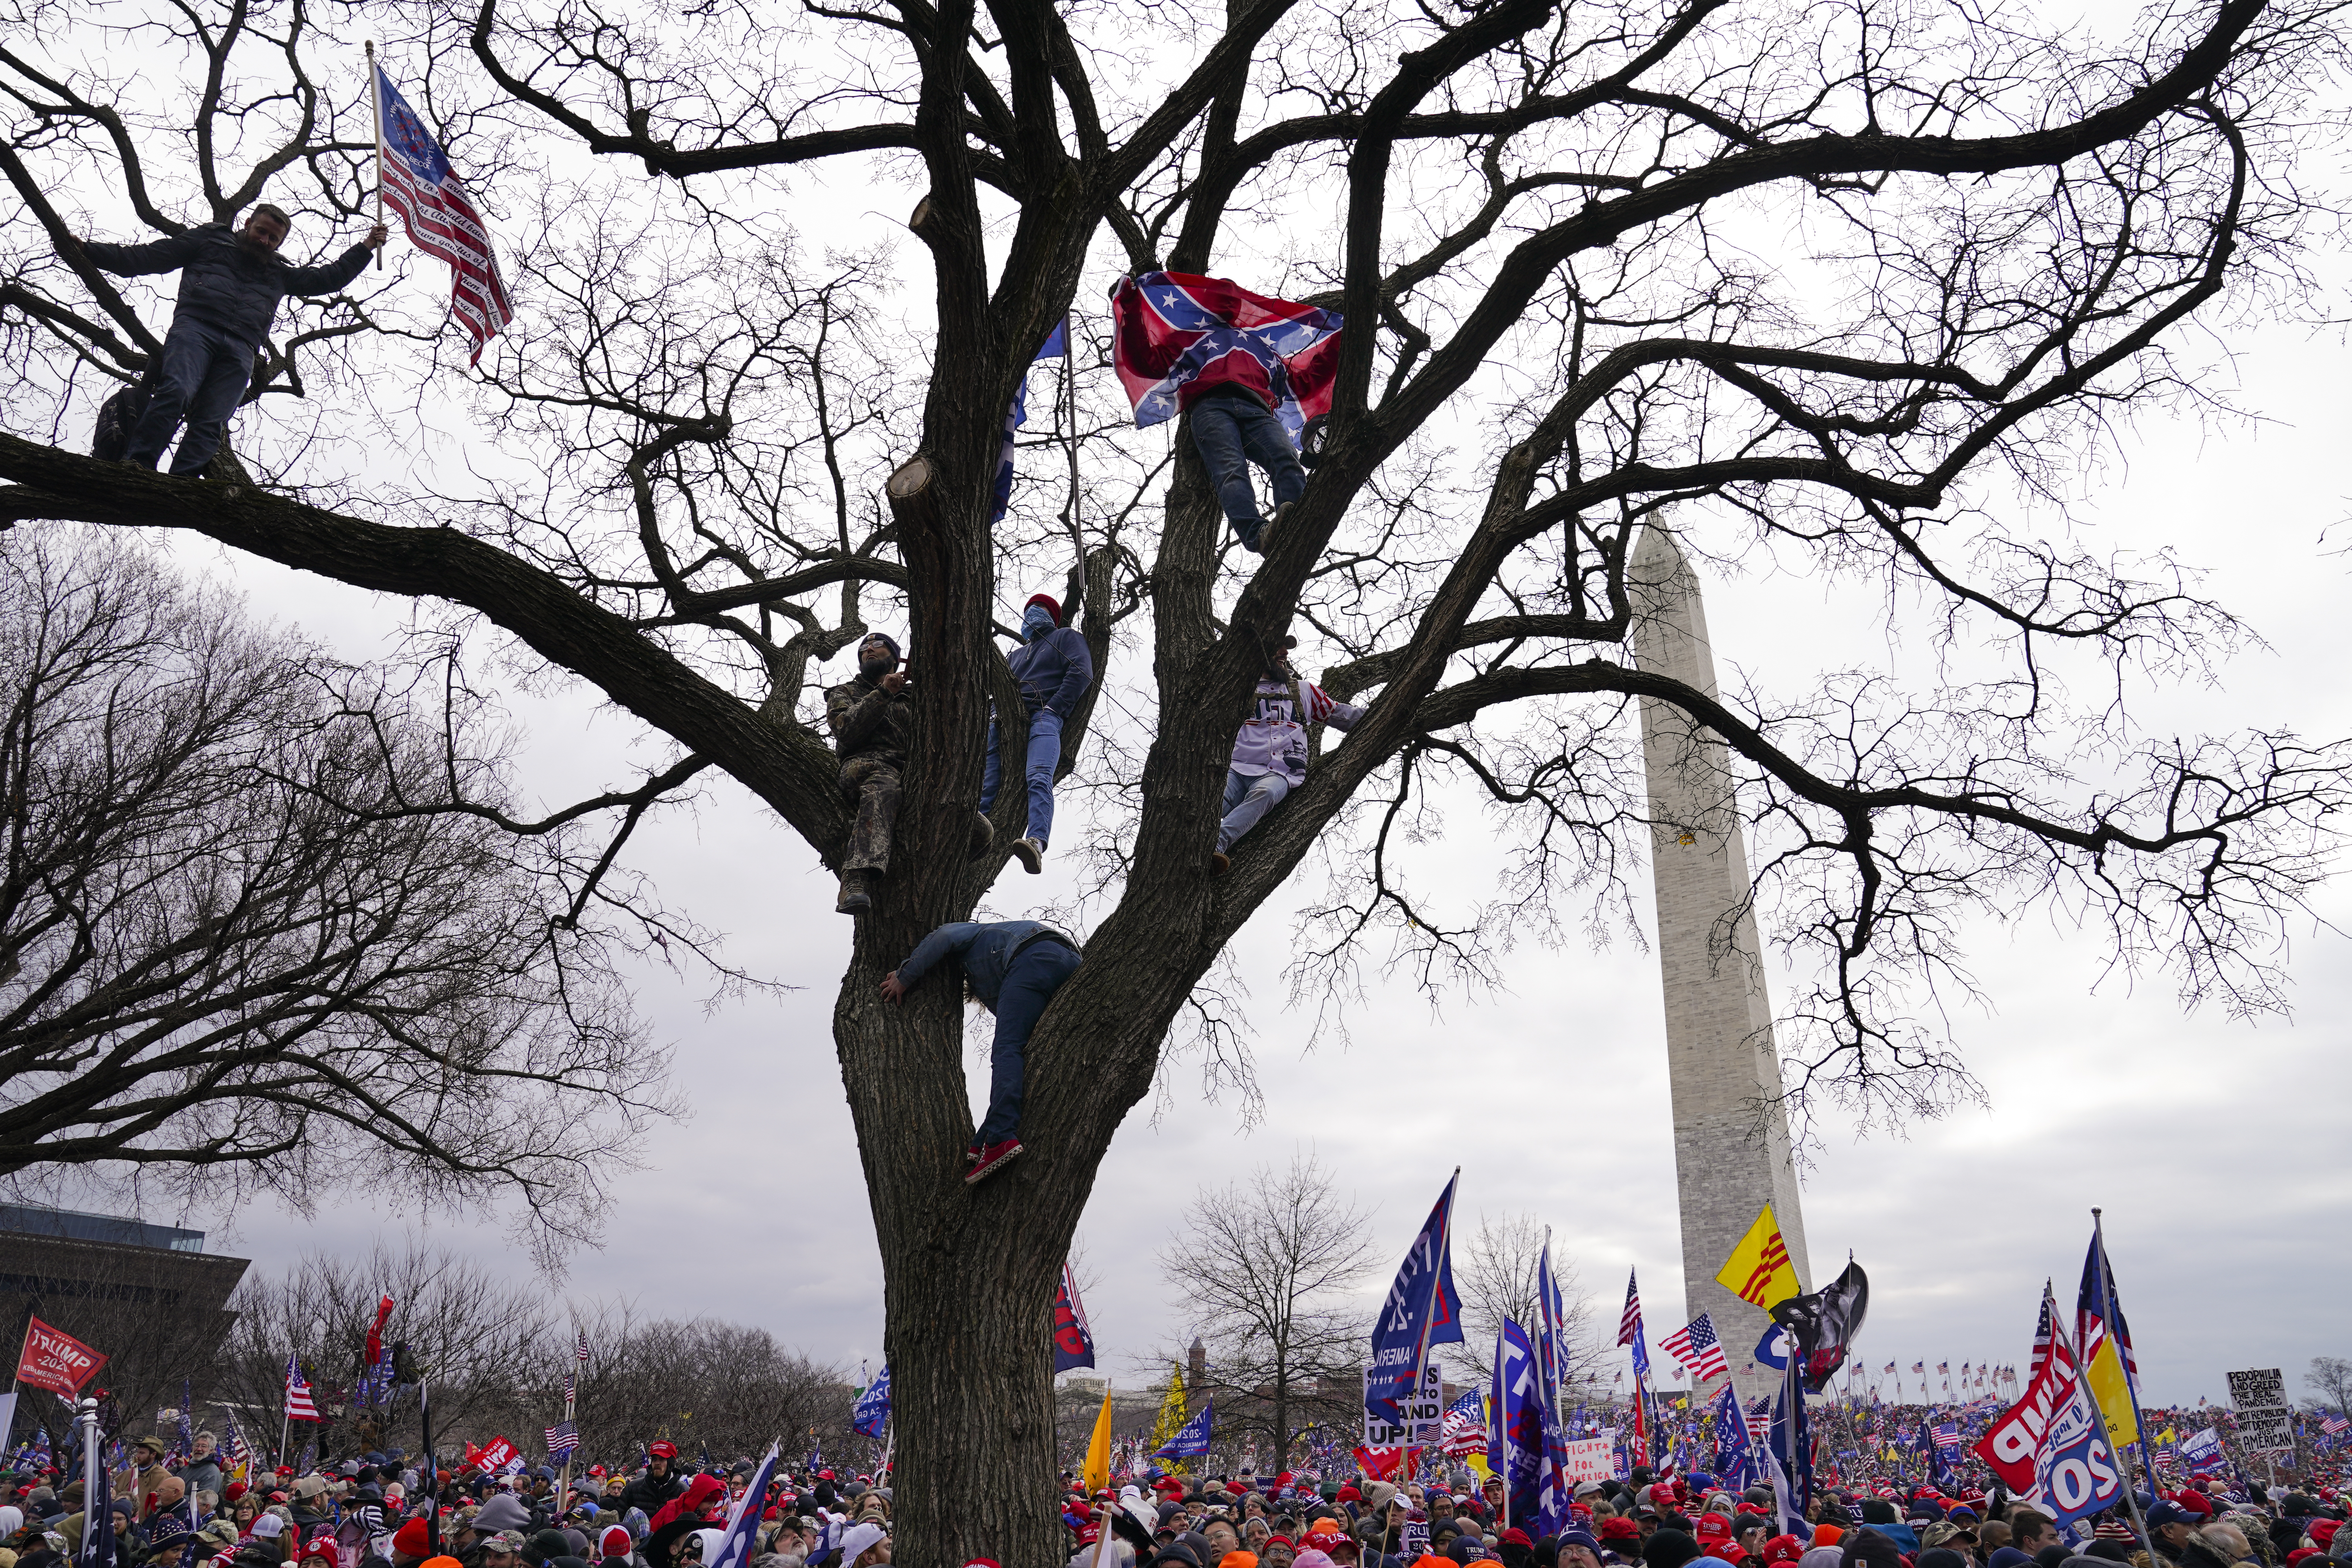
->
xmin=968 ymin=811 xmax=996 ymax=861
xmin=1211 ymin=851 xmax=1230 ymax=878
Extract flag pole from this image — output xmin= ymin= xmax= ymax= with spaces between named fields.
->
xmin=365 ymin=42 xmax=384 ymax=270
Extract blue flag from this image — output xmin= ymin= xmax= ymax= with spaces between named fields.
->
xmin=1754 ymin=1323 xmax=1790 ymax=1371
xmin=851 ymin=1365 xmax=891 ymax=1439
xmin=1711 ymin=1383 xmax=1757 ymax=1490
xmin=1490 ymin=1321 xmax=1546 ymax=1530
xmin=989 ymin=321 xmax=1072 ymax=525
xmin=1367 ymin=1170 xmax=1465 ymax=1422
xmin=1536 ymin=1230 xmax=1566 ymax=1402
xmin=705 ymin=1443 xmax=779 ymax=1568
xmin=1154 ymin=1400 xmax=1214 ymax=1459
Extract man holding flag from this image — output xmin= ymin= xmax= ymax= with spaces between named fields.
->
xmin=62 ymin=210 xmax=385 ymax=474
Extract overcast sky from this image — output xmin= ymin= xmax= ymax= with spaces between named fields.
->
xmin=107 ymin=281 xmax=2347 ymax=1417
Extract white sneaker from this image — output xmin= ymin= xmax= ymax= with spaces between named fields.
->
xmin=1012 ymin=837 xmax=1045 ymax=874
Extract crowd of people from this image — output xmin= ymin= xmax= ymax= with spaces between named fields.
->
xmin=7 ymin=1426 xmax=2349 ymax=1568
xmin=1066 ymin=1461 xmax=2352 ymax=1568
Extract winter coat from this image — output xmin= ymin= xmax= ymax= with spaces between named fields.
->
xmin=823 ymin=674 xmax=913 ymax=768
xmin=1227 ymin=675 xmax=1366 ymax=785
xmin=117 ymin=1466 xmax=174 ymax=1507
xmin=1003 ymin=626 xmax=1094 ymax=721
xmin=176 ymin=1462 xmax=222 ymax=1502
xmin=894 ymin=919 xmax=1080 ymax=1007
xmin=82 ymin=224 xmax=373 ymax=355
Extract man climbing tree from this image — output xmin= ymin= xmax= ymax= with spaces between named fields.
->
xmin=0 ymin=0 xmax=2344 ymax=1560
xmin=981 ymin=592 xmax=1095 ymax=874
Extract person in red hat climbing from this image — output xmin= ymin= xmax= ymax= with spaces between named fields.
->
xmin=981 ymin=592 xmax=1094 ymax=873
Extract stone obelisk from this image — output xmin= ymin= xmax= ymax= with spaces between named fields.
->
xmin=1630 ymin=525 xmax=1811 ymax=1405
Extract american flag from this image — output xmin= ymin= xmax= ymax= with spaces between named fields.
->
xmin=1933 ymin=1423 xmax=1960 ymax=1450
xmin=1616 ymin=1269 xmax=1644 ymax=1347
xmin=1911 ymin=1362 xmax=1925 ymax=1375
xmin=1659 ymin=1313 xmax=1729 ymax=1382
xmin=2029 ymin=1292 xmax=2055 ymax=1380
xmin=221 ymin=1410 xmax=248 ymax=1464
xmin=283 ymin=1355 xmax=320 ymax=1423
xmin=374 ymin=61 xmax=514 ymax=365
xmin=2323 ymin=1414 xmax=2349 ymax=1436
xmin=1438 ymin=1390 xmax=1488 ymax=1458
xmin=562 ymin=1374 xmax=575 ymax=1405
xmin=576 ymin=1328 xmax=591 ymax=1363
xmin=545 ymin=1420 xmax=578 ymax=1458
xmin=1746 ymin=1396 xmax=1772 ymax=1442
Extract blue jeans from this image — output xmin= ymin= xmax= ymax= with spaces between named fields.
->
xmin=980 ymin=708 xmax=1062 ymax=845
xmin=977 ymin=941 xmax=1082 ymax=1144
xmin=1218 ymin=768 xmax=1292 ymax=853
xmin=125 ymin=315 xmax=255 ymax=475
xmin=1188 ymin=392 xmax=1304 ymax=548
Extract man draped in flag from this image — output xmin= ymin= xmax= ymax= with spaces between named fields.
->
xmin=1110 ymin=272 xmax=1341 ymax=555
xmin=373 ymin=57 xmax=514 ymax=364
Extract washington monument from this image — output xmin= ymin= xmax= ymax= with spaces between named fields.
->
xmin=1631 ymin=525 xmax=1811 ymax=1401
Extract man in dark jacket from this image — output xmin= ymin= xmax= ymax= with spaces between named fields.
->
xmin=823 ymin=632 xmax=916 ymax=916
xmin=980 ymin=593 xmax=1094 ymax=875
xmin=619 ymin=1445 xmax=686 ymax=1521
xmin=880 ymin=917 xmax=1083 ymax=1182
xmin=64 ymin=205 xmax=385 ymax=475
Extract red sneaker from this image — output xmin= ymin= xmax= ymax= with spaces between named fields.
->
xmin=964 ymin=1138 xmax=1024 ymax=1184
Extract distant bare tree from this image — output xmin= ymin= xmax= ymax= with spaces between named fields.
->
xmin=2305 ymin=1357 xmax=2352 ymax=1419
xmin=1452 ymin=1212 xmax=1601 ymax=1393
xmin=1154 ymin=1154 xmax=1375 ymax=1467
xmin=550 ymin=1306 xmax=851 ymax=1466
xmin=214 ymin=1239 xmax=552 ymax=1462
xmin=0 ymin=526 xmax=690 ymax=1256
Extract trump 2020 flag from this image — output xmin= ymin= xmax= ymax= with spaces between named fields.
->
xmin=374 ymin=62 xmax=514 ymax=364
xmin=851 ymin=1363 xmax=891 ymax=1439
xmin=1489 ymin=1320 xmax=1546 ymax=1530
xmin=1366 ymin=1169 xmax=1463 ymax=1423
xmin=1052 ymin=1258 xmax=1097 ymax=1373
xmin=1154 ymin=1399 xmax=1214 ymax=1459
xmin=1110 ymin=271 xmax=1341 ymax=441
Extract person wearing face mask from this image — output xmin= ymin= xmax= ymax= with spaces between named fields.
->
xmin=826 ymin=631 xmax=995 ymax=914
xmin=980 ymin=593 xmax=1094 ymax=874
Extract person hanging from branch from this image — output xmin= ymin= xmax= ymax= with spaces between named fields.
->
xmin=1109 ymin=272 xmax=1341 ymax=556
xmin=879 ymin=918 xmax=1084 ymax=1184
xmin=981 ymin=593 xmax=1094 ymax=875
xmin=1211 ymin=636 xmax=1366 ymax=877
xmin=60 ymin=207 xmax=386 ymax=475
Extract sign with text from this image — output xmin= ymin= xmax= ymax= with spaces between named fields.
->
xmin=1363 ymin=1361 xmax=1445 ymax=1445
xmin=475 ymin=1435 xmax=519 ymax=1474
xmin=1559 ymin=1436 xmax=1614 ymax=1483
xmin=2227 ymin=1369 xmax=2293 ymax=1453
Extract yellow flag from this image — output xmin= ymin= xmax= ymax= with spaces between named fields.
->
xmin=2158 ymin=1426 xmax=2177 ymax=1446
xmin=2084 ymin=1331 xmax=2139 ymax=1446
xmin=1082 ymin=1387 xmax=1115 ymax=1494
xmin=1716 ymin=1203 xmax=1800 ymax=1308
xmin=1467 ymin=1451 xmax=1494 ymax=1481
xmin=1147 ymin=1364 xmax=1191 ymax=1476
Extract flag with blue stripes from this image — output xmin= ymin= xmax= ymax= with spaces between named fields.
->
xmin=989 ymin=321 xmax=1070 ymax=525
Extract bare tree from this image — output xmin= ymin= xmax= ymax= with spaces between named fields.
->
xmin=1452 ymin=1212 xmax=1599 ymax=1391
xmin=215 ymin=1239 xmax=553 ymax=1462
xmin=0 ymin=526 xmax=686 ymax=1256
xmin=1154 ymin=1154 xmax=1375 ymax=1467
xmin=2304 ymin=1357 xmax=2352 ymax=1419
xmin=2 ymin=0 xmax=2347 ymax=1557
